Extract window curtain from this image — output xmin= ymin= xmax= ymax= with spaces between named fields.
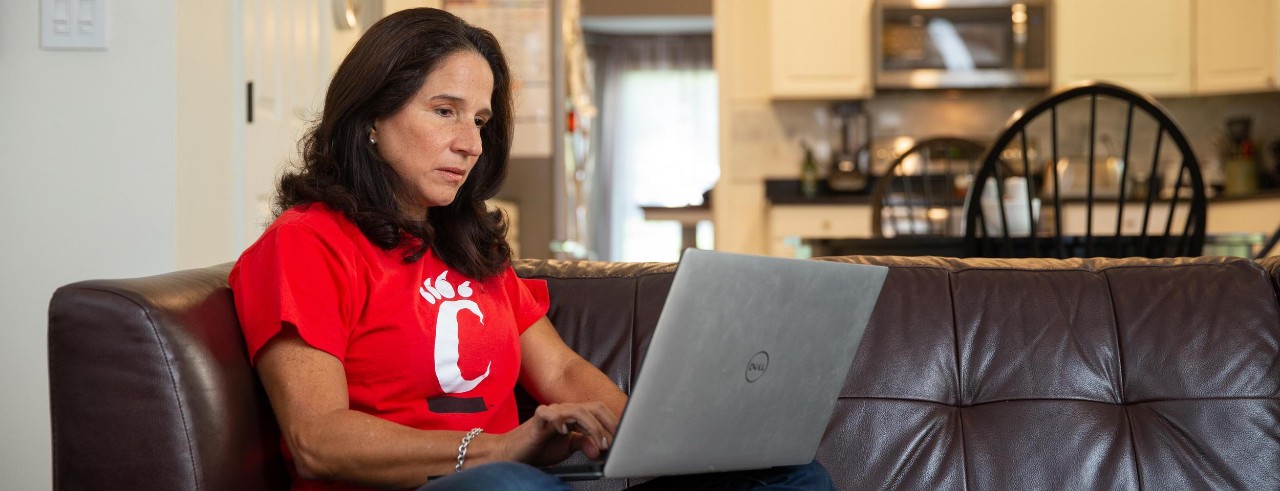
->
xmin=588 ymin=34 xmax=718 ymax=261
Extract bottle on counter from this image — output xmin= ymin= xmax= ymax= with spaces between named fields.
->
xmin=800 ymin=142 xmax=819 ymax=199
xmin=1223 ymin=157 xmax=1259 ymax=196
xmin=1222 ymin=116 xmax=1259 ymax=196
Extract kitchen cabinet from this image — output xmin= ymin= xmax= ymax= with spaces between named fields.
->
xmin=1194 ymin=0 xmax=1279 ymax=94
xmin=1055 ymin=0 xmax=1280 ymax=96
xmin=768 ymin=204 xmax=873 ymax=256
xmin=768 ymin=0 xmax=874 ymax=99
xmin=1054 ymin=0 xmax=1193 ymax=96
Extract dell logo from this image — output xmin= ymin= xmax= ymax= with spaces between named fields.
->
xmin=745 ymin=351 xmax=769 ymax=383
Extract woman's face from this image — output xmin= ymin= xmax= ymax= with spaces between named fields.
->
xmin=374 ymin=50 xmax=494 ymax=215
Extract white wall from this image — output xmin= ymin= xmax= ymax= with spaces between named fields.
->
xmin=0 ymin=1 xmax=178 ymax=488
xmin=177 ymin=1 xmax=238 ymax=269
xmin=0 ymin=1 xmax=459 ymax=486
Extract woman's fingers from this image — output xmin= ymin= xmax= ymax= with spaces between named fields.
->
xmin=582 ymin=402 xmax=619 ymax=445
xmin=533 ymin=402 xmax=616 ymax=449
xmin=567 ymin=405 xmax=617 ymax=450
xmin=572 ymin=432 xmax=603 ymax=459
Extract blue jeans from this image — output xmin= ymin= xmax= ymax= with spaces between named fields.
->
xmin=418 ymin=462 xmax=572 ymax=491
xmin=417 ymin=460 xmax=834 ymax=491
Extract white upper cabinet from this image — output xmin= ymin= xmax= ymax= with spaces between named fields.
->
xmin=1056 ymin=0 xmax=1280 ymax=96
xmin=1194 ymin=0 xmax=1279 ymax=94
xmin=768 ymin=0 xmax=874 ymax=99
xmin=1054 ymin=0 xmax=1193 ymax=96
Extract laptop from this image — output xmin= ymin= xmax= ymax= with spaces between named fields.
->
xmin=548 ymin=249 xmax=889 ymax=480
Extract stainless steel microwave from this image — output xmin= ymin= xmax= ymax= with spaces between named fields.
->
xmin=875 ymin=0 xmax=1051 ymax=89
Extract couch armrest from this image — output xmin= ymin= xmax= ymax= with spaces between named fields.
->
xmin=48 ymin=264 xmax=288 ymax=491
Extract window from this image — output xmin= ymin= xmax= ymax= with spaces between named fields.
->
xmin=592 ymin=35 xmax=718 ymax=262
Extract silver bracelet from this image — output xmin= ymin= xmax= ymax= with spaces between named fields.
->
xmin=455 ymin=428 xmax=484 ymax=473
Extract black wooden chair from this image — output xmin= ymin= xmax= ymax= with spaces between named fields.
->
xmin=963 ymin=81 xmax=1207 ymax=258
xmin=1258 ymin=224 xmax=1280 ymax=259
xmin=870 ymin=137 xmax=987 ymax=238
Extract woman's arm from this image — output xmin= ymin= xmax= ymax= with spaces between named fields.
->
xmin=518 ymin=317 xmax=630 ymax=436
xmin=257 ymin=328 xmax=606 ymax=487
xmin=257 ymin=330 xmax=492 ymax=487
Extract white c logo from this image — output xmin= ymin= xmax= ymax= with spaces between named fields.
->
xmin=433 ymin=299 xmax=490 ymax=393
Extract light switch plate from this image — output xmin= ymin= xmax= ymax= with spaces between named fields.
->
xmin=41 ymin=0 xmax=108 ymax=50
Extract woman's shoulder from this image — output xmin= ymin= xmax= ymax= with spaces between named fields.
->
xmin=273 ymin=202 xmax=372 ymax=241
xmin=245 ymin=203 xmax=367 ymax=255
xmin=273 ymin=202 xmax=355 ymax=230
xmin=232 ymin=203 xmax=373 ymax=282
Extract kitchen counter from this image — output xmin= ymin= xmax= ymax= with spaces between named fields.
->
xmin=765 ymin=178 xmax=1280 ymax=257
xmin=767 ymin=178 xmax=1280 ymax=205
xmin=765 ymin=179 xmax=875 ymax=205
xmin=1208 ymin=188 xmax=1280 ymax=203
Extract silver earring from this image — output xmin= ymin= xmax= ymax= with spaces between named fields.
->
xmin=369 ymin=135 xmax=376 ymax=145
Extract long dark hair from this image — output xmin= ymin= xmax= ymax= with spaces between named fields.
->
xmin=277 ymin=7 xmax=513 ymax=280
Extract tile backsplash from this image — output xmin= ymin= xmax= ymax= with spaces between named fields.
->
xmin=761 ymin=89 xmax=1280 ymax=182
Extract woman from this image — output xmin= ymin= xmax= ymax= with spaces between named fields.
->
xmin=231 ymin=8 xmax=831 ymax=490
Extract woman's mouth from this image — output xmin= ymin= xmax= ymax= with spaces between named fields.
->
xmin=436 ymin=166 xmax=467 ymax=184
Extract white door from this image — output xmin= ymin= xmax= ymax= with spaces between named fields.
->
xmin=238 ymin=0 xmax=328 ymax=245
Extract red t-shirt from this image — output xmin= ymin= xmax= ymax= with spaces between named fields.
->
xmin=230 ymin=203 xmax=548 ymax=490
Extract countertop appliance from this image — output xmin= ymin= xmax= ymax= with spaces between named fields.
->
xmin=875 ymin=0 xmax=1051 ymax=89
xmin=827 ymin=102 xmax=872 ymax=192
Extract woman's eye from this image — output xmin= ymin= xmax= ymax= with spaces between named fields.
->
xmin=474 ymin=118 xmax=488 ymax=128
xmin=435 ymin=108 xmax=454 ymax=117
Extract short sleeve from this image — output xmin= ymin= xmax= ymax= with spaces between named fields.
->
xmin=229 ymin=222 xmax=357 ymax=365
xmin=502 ymin=267 xmax=550 ymax=334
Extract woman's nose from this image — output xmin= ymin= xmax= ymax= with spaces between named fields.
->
xmin=454 ymin=124 xmax=483 ymax=157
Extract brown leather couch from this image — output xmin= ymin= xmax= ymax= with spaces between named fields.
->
xmin=49 ymin=256 xmax=1280 ymax=490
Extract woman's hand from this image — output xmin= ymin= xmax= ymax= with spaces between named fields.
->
xmin=499 ymin=401 xmax=619 ymax=467
xmin=510 ymin=317 xmax=630 ymax=466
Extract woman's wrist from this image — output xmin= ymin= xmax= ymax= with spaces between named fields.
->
xmin=453 ymin=431 xmax=509 ymax=471
xmin=454 ymin=428 xmax=484 ymax=472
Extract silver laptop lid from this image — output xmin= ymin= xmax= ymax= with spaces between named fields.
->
xmin=603 ymin=249 xmax=888 ymax=478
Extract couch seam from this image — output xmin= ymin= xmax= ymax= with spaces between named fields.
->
xmin=524 ymin=272 xmax=671 ymax=279
xmin=1102 ymin=270 xmax=1142 ymax=489
xmin=522 ymin=260 xmax=1250 ymax=279
xmin=1102 ymin=271 xmax=1127 ymax=405
xmin=1124 ymin=405 xmax=1143 ymax=490
xmin=518 ymin=270 xmax=677 ymax=281
xmin=909 ymin=260 xmax=1251 ymax=274
xmin=77 ymin=286 xmax=202 ymax=491
xmin=840 ymin=395 xmax=1276 ymax=406
xmin=947 ymin=271 xmax=971 ymax=491
xmin=951 ymin=263 xmax=1242 ymax=275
